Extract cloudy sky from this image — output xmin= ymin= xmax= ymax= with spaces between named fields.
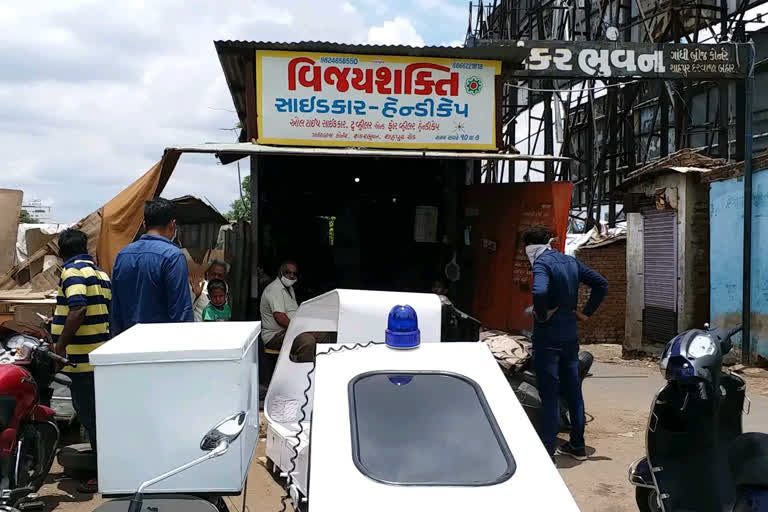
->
xmin=1 ymin=0 xmax=469 ymax=223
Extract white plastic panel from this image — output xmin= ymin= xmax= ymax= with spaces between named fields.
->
xmin=308 ymin=343 xmax=580 ymax=512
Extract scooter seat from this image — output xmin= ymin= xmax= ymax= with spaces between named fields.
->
xmin=729 ymin=432 xmax=768 ymax=487
xmin=92 ymin=495 xmax=219 ymax=512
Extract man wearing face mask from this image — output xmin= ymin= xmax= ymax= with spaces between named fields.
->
xmin=259 ymin=261 xmax=325 ymax=362
xmin=111 ymin=198 xmax=194 ymax=336
xmin=522 ymin=226 xmax=608 ymax=462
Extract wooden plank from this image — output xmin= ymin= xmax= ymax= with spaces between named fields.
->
xmin=0 ymin=189 xmax=22 ymax=275
xmin=245 ymin=56 xmax=258 ymax=142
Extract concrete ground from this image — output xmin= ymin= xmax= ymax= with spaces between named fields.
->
xmin=35 ymin=352 xmax=768 ymax=512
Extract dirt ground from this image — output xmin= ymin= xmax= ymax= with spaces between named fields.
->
xmin=34 ymin=345 xmax=768 ymax=511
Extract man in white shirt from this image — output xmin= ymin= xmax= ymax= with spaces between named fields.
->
xmin=191 ymin=260 xmax=230 ymax=321
xmin=260 ymin=261 xmax=327 ymax=362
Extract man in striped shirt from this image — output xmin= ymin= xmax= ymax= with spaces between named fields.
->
xmin=52 ymin=228 xmax=111 ymax=493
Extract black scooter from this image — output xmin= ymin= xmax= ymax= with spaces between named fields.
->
xmin=628 ymin=323 xmax=768 ymax=512
xmin=506 ymin=349 xmax=594 ymax=432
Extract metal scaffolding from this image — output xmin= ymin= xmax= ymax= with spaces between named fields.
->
xmin=465 ymin=0 xmax=766 ymax=229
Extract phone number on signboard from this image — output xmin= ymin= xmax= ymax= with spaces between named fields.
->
xmin=274 ymin=96 xmax=469 ymax=118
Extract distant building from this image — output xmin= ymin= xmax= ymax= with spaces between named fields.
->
xmin=21 ymin=199 xmax=52 ymax=223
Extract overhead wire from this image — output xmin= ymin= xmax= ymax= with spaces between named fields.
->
xmin=277 ymin=341 xmax=386 ymax=512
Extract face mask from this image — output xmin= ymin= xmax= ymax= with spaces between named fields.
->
xmin=281 ymin=276 xmax=297 ymax=288
xmin=526 ymin=238 xmax=555 ymax=266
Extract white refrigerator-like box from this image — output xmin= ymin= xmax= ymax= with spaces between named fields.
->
xmin=89 ymin=321 xmax=260 ymax=495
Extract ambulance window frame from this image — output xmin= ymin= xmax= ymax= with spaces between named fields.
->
xmin=348 ymin=370 xmax=516 ymax=487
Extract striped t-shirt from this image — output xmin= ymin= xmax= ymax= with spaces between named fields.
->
xmin=52 ymin=254 xmax=111 ymax=373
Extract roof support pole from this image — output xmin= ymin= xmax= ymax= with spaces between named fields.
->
xmin=742 ymin=44 xmax=754 ymax=365
xmin=250 ymin=155 xmax=261 ymax=300
xmin=718 ymin=0 xmax=729 ymax=160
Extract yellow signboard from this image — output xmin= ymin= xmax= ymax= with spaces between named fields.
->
xmin=256 ymin=50 xmax=501 ymax=150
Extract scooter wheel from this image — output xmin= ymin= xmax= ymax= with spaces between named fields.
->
xmin=635 ymin=487 xmax=661 ymax=512
xmin=578 ymin=351 xmax=594 ymax=381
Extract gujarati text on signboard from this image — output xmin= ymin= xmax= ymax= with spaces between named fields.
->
xmin=517 ymin=41 xmax=747 ymax=79
xmin=256 ymin=50 xmax=501 ymax=150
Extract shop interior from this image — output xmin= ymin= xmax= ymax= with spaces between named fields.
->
xmin=255 ymin=155 xmax=472 ymax=308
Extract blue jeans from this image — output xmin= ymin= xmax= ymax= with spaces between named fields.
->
xmin=533 ymin=343 xmax=585 ymax=455
xmin=69 ymin=372 xmax=97 ymax=452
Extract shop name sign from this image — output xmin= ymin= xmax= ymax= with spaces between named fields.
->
xmin=256 ymin=50 xmax=501 ymax=150
xmin=518 ymin=41 xmax=747 ymax=79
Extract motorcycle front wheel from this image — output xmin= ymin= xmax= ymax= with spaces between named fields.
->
xmin=14 ymin=421 xmax=58 ymax=491
xmin=635 ymin=487 xmax=661 ymax=512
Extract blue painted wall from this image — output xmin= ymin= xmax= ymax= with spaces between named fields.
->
xmin=710 ymin=169 xmax=768 ymax=358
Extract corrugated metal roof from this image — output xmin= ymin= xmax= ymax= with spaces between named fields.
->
xmin=213 ymin=40 xmax=528 ymax=144
xmin=214 ymin=40 xmax=528 ymax=64
xmin=616 ymin=148 xmax=725 ymax=190
xmin=171 ymin=195 xmax=228 ymax=226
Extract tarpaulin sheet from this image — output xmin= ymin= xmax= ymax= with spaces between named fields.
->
xmin=96 ymin=151 xmax=180 ymax=275
xmin=465 ymin=182 xmax=573 ymax=333
xmin=16 ymin=223 xmax=73 ymax=264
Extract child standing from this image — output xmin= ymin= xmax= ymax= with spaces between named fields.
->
xmin=202 ymin=279 xmax=231 ymax=322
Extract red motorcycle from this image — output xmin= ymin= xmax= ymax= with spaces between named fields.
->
xmin=0 ymin=330 xmax=72 ymax=506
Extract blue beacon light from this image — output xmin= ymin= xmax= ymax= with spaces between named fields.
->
xmin=385 ymin=305 xmax=420 ymax=349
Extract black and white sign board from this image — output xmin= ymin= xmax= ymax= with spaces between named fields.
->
xmin=505 ymin=41 xmax=750 ymax=80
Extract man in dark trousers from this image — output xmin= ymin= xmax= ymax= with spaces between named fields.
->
xmin=111 ymin=198 xmax=194 ymax=335
xmin=523 ymin=226 xmax=608 ymax=461
xmin=52 ymin=228 xmax=111 ymax=493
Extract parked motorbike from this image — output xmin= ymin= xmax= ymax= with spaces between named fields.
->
xmin=20 ymin=315 xmax=95 ymax=479
xmin=92 ymin=411 xmax=247 ymax=512
xmin=628 ymin=323 xmax=768 ymax=512
xmin=31 ymin=315 xmax=76 ymax=425
xmin=506 ymin=349 xmax=594 ymax=432
xmin=0 ymin=333 xmax=73 ymax=509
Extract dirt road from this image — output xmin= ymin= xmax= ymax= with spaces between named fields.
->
xmin=35 ymin=350 xmax=768 ymax=512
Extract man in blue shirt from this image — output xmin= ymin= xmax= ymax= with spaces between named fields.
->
xmin=523 ymin=227 xmax=608 ymax=461
xmin=111 ymin=198 xmax=194 ymax=335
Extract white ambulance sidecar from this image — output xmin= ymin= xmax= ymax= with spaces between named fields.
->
xmin=263 ymin=290 xmax=442 ymax=496
xmin=310 ymin=336 xmax=580 ymax=511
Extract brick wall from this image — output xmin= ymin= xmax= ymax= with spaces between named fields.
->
xmin=575 ymin=240 xmax=627 ymax=344
xmin=686 ymin=193 xmax=710 ymax=331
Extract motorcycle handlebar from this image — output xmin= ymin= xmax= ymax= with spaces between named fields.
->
xmin=45 ymin=350 xmax=74 ymax=367
xmin=21 ymin=341 xmax=75 ymax=367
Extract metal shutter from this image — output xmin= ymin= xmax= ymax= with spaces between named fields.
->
xmin=643 ymin=210 xmax=678 ymax=344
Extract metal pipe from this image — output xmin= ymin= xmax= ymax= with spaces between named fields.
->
xmin=128 ymin=441 xmax=229 ymax=512
xmin=743 ymin=44 xmax=754 ymax=365
xmin=137 ymin=441 xmax=228 ymax=494
xmin=166 ymin=143 xmax=573 ymax=162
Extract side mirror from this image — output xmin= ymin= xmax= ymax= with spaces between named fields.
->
xmin=200 ymin=411 xmax=247 ymax=451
